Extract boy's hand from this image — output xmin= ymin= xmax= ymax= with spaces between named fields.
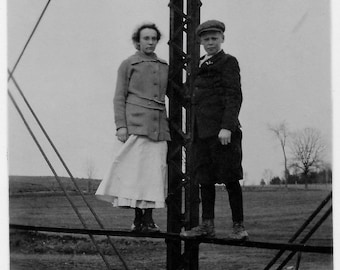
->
xmin=218 ymin=129 xmax=231 ymax=145
xmin=116 ymin=127 xmax=128 ymax=142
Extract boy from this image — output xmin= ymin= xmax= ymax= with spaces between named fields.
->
xmin=180 ymin=20 xmax=248 ymax=240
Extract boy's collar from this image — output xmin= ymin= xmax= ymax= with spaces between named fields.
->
xmin=206 ymin=48 xmax=223 ymax=57
xmin=199 ymin=50 xmax=225 ymax=66
xmin=200 ymin=49 xmax=224 ymax=59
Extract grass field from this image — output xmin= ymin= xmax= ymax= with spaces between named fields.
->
xmin=9 ymin=176 xmax=333 ymax=270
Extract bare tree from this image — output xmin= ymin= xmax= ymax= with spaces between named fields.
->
xmin=323 ymin=162 xmax=332 ymax=187
xmin=268 ymin=121 xmax=290 ymax=188
xmin=262 ymin=169 xmax=273 ymax=185
xmin=316 ymin=161 xmax=332 ymax=188
xmin=84 ymin=158 xmax=96 ymax=193
xmin=289 ymin=127 xmax=325 ymax=189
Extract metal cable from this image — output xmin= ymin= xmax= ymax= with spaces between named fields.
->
xmin=8 ymin=70 xmax=129 ymax=270
xmin=7 ymin=0 xmax=129 ymax=264
xmin=8 ymin=0 xmax=52 ymax=82
xmin=8 ymin=90 xmax=113 ymax=270
xmin=295 ymin=250 xmax=302 ymax=270
xmin=264 ymin=192 xmax=332 ymax=269
xmin=276 ymin=206 xmax=332 ymax=270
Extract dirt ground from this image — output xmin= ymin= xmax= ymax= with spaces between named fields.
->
xmin=10 ymin=230 xmax=167 ymax=270
xmin=9 ymin=179 xmax=333 ymax=270
xmin=10 ymin=229 xmax=332 ymax=270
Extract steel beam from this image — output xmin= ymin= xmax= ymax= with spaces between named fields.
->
xmin=167 ymin=1 xmax=185 ymax=269
xmin=167 ymin=0 xmax=201 ymax=269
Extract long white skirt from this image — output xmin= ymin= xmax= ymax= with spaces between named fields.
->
xmin=95 ymin=135 xmax=167 ymax=209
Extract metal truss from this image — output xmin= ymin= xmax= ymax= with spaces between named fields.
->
xmin=167 ymin=0 xmax=201 ymax=269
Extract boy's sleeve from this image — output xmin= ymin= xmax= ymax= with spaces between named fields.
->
xmin=220 ymin=56 xmax=243 ymax=132
xmin=113 ymin=60 xmax=129 ymax=130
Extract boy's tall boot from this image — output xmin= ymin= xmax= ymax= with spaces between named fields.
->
xmin=180 ymin=219 xmax=215 ymax=238
xmin=228 ymin=221 xmax=249 ymax=241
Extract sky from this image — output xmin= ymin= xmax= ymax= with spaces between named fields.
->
xmin=5 ymin=0 xmax=336 ymax=186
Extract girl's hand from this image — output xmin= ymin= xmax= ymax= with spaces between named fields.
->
xmin=218 ymin=129 xmax=231 ymax=145
xmin=116 ymin=127 xmax=128 ymax=142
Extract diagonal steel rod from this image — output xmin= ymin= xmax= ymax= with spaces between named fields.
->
xmin=295 ymin=251 xmax=302 ymax=270
xmin=168 ymin=2 xmax=187 ymax=19
xmin=276 ymin=206 xmax=332 ymax=270
xmin=8 ymin=0 xmax=52 ymax=83
xmin=264 ymin=192 xmax=332 ymax=269
xmin=8 ymin=0 xmax=128 ymax=265
xmin=8 ymin=72 xmax=129 ymax=270
xmin=8 ymin=90 xmax=113 ymax=270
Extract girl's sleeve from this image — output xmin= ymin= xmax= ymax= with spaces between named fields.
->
xmin=113 ymin=60 xmax=129 ymax=130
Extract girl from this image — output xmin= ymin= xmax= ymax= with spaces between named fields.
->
xmin=96 ymin=23 xmax=170 ymax=233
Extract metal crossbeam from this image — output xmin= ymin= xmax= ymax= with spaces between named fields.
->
xmin=10 ymin=224 xmax=332 ymax=255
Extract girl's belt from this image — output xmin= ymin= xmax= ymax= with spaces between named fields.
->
xmin=126 ymin=93 xmax=166 ymax=110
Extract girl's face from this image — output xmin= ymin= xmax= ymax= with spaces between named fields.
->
xmin=200 ymin=31 xmax=224 ymax=56
xmin=138 ymin=28 xmax=158 ymax=55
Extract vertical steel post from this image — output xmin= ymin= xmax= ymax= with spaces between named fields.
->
xmin=167 ymin=1 xmax=184 ymax=269
xmin=183 ymin=1 xmax=201 ymax=269
xmin=167 ymin=0 xmax=201 ymax=269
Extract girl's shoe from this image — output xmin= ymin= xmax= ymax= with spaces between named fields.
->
xmin=142 ymin=208 xmax=160 ymax=233
xmin=131 ymin=208 xmax=143 ymax=232
xmin=131 ymin=222 xmax=143 ymax=232
xmin=141 ymin=222 xmax=160 ymax=233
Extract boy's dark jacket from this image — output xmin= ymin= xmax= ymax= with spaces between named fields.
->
xmin=193 ymin=50 xmax=242 ymax=139
xmin=192 ymin=50 xmax=243 ymax=183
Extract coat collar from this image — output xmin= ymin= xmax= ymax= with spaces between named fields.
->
xmin=199 ymin=50 xmax=225 ymax=67
xmin=130 ymin=51 xmax=167 ymax=65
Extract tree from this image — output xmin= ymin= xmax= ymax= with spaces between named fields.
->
xmin=270 ymin=176 xmax=282 ymax=185
xmin=289 ymin=128 xmax=325 ymax=189
xmin=317 ymin=162 xmax=332 ymax=187
xmin=84 ymin=158 xmax=96 ymax=193
xmin=288 ymin=162 xmax=301 ymax=184
xmin=262 ymin=169 xmax=273 ymax=186
xmin=260 ymin=179 xmax=266 ymax=186
xmin=268 ymin=121 xmax=290 ymax=188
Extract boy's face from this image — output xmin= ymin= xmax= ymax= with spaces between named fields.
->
xmin=200 ymin=31 xmax=224 ymax=56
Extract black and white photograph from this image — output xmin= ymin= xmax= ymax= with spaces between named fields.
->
xmin=4 ymin=0 xmax=339 ymax=269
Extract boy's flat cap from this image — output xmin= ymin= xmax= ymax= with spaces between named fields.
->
xmin=196 ymin=20 xmax=225 ymax=36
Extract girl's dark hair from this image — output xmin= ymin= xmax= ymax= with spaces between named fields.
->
xmin=132 ymin=23 xmax=161 ymax=49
